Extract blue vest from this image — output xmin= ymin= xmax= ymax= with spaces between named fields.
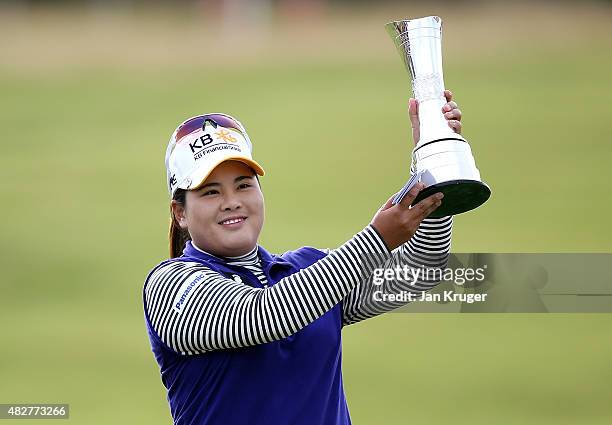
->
xmin=143 ymin=242 xmax=353 ymax=425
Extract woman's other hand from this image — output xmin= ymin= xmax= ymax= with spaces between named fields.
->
xmin=370 ymin=183 xmax=443 ymax=251
xmin=409 ymin=89 xmax=462 ymax=146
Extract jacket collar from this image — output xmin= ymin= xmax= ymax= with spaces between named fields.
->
xmin=182 ymin=241 xmax=293 ymax=274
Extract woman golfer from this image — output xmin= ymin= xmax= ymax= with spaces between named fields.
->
xmin=143 ymin=91 xmax=462 ymax=425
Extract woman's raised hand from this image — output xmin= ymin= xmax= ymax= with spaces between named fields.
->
xmin=370 ymin=183 xmax=443 ymax=251
xmin=409 ymin=89 xmax=462 ymax=146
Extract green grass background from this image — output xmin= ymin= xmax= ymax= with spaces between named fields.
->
xmin=1 ymin=2 xmax=611 ymax=424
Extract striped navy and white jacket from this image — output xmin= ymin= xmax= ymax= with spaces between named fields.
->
xmin=143 ymin=216 xmax=452 ymax=425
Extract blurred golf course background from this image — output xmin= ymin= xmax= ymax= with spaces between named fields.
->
xmin=1 ymin=0 xmax=611 ymax=423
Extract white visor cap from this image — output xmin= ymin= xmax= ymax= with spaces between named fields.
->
xmin=165 ymin=113 xmax=265 ymax=196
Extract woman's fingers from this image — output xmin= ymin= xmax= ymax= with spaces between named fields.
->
xmin=413 ymin=90 xmax=462 ymax=144
xmin=412 ymin=192 xmax=444 ymax=220
xmin=408 ymin=98 xmax=419 ymax=127
xmin=444 ymin=89 xmax=453 ymax=102
xmin=399 ymin=184 xmax=444 ymax=219
xmin=448 ymin=119 xmax=462 ymax=134
xmin=443 ymin=108 xmax=462 ymax=120
xmin=442 ymin=101 xmax=457 ymax=112
xmin=371 ymin=185 xmax=443 ymax=250
xmin=442 ymin=89 xmax=461 ymax=135
xmin=408 ymin=98 xmax=420 ymax=145
xmin=397 ymin=182 xmax=425 ymax=209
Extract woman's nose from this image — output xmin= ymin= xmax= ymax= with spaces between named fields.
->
xmin=221 ymin=193 xmax=242 ymax=211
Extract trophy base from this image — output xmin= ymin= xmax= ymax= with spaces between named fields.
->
xmin=412 ymin=179 xmax=491 ymax=218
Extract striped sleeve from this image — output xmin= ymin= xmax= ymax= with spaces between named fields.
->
xmin=341 ymin=216 xmax=453 ymax=326
xmin=143 ymin=226 xmax=390 ymax=355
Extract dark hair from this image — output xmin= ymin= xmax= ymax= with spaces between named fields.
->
xmin=169 ymin=188 xmax=190 ymax=258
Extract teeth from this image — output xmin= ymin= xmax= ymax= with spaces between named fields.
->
xmin=222 ymin=218 xmax=244 ymax=225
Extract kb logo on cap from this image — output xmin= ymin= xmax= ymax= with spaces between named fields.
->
xmin=214 ymin=129 xmax=237 ymax=143
xmin=189 ymin=129 xmax=243 ymax=161
xmin=189 ymin=130 xmax=238 ymax=154
xmin=189 ymin=133 xmax=214 ymax=154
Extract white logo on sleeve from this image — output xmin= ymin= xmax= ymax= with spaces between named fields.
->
xmin=172 ymin=272 xmax=207 ymax=313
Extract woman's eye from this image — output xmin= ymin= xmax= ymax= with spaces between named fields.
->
xmin=202 ymin=190 xmax=219 ymax=196
xmin=238 ymin=183 xmax=251 ymax=190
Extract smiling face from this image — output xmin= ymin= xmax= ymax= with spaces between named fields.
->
xmin=171 ymin=160 xmax=265 ymax=257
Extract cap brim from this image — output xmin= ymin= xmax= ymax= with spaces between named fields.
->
xmin=188 ymin=156 xmax=265 ymax=191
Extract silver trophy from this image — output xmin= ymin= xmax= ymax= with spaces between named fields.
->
xmin=386 ymin=16 xmax=490 ymax=217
